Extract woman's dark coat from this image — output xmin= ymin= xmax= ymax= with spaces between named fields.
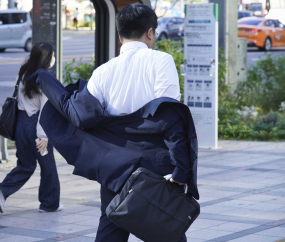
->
xmin=27 ymin=70 xmax=199 ymax=200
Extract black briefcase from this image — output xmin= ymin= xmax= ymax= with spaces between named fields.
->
xmin=106 ymin=167 xmax=200 ymax=242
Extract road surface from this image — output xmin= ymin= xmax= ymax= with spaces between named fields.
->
xmin=0 ymin=30 xmax=95 ymax=108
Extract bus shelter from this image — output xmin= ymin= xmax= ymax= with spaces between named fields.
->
xmin=91 ymin=0 xmax=151 ymax=68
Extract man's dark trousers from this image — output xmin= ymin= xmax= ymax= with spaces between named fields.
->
xmin=95 ymin=186 xmax=187 ymax=242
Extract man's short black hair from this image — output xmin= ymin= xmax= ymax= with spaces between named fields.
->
xmin=116 ymin=3 xmax=158 ymax=39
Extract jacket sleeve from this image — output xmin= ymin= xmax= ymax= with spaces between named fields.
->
xmin=163 ymin=117 xmax=191 ymax=184
xmin=26 ymin=69 xmax=107 ymax=130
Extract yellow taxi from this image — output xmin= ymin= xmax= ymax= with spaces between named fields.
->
xmin=238 ymin=17 xmax=285 ymax=51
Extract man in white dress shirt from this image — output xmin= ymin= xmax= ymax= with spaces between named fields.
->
xmin=87 ymin=3 xmax=187 ymax=242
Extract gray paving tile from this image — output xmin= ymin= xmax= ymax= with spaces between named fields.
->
xmin=0 ymin=233 xmax=13 ymax=239
xmin=199 ymin=213 xmax=273 ymax=225
xmin=201 ymin=205 xmax=236 ymax=214
xmin=215 ymin=200 xmax=260 ymax=208
xmin=199 ymin=185 xmax=250 ymax=193
xmin=16 ymin=220 xmax=66 ymax=230
xmin=53 ymin=214 xmax=95 ymax=223
xmin=48 ymin=234 xmax=79 ymax=240
xmin=36 ymin=240 xmax=56 ymax=242
xmin=256 ymin=227 xmax=285 ymax=237
xmin=73 ymin=228 xmax=97 ymax=236
xmin=187 ymin=228 xmax=233 ymax=240
xmin=220 ymin=208 xmax=267 ymax=217
xmin=0 ymin=227 xmax=62 ymax=239
xmin=227 ymin=234 xmax=283 ymax=242
xmin=242 ymin=202 xmax=285 ymax=211
xmin=0 ymin=216 xmax=37 ymax=227
xmin=250 ymin=211 xmax=285 ymax=221
xmin=200 ymin=198 xmax=233 ymax=207
xmin=64 ymin=236 xmax=96 ymax=242
xmin=205 ymin=232 xmax=249 ymax=242
xmin=0 ymin=235 xmax=43 ymax=242
xmin=76 ymin=208 xmax=101 ymax=217
xmin=265 ymin=219 xmax=285 ymax=227
xmin=264 ymin=191 xmax=285 ymax=197
xmin=74 ymin=218 xmax=99 ymax=227
xmin=209 ymin=222 xmax=259 ymax=233
xmin=14 ymin=210 xmax=71 ymax=221
xmin=191 ymin=219 xmax=227 ymax=229
xmin=41 ymin=223 xmax=94 ymax=234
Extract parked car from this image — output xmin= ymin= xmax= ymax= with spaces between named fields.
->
xmin=238 ymin=10 xmax=253 ymax=19
xmin=0 ymin=9 xmax=32 ymax=52
xmin=156 ymin=17 xmax=184 ymax=41
xmin=238 ymin=17 xmax=285 ymax=51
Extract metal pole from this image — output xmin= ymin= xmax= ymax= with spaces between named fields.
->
xmin=8 ymin=0 xmax=14 ymax=8
xmin=57 ymin=0 xmax=62 ymax=82
xmin=65 ymin=5 xmax=68 ymax=29
xmin=180 ymin=0 xmax=184 ymax=17
xmin=0 ymin=136 xmax=9 ymax=163
xmin=90 ymin=1 xmax=93 ymax=30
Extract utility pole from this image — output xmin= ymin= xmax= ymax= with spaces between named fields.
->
xmin=90 ymin=1 xmax=93 ymax=30
xmin=209 ymin=0 xmax=238 ymax=91
xmin=8 ymin=0 xmax=14 ymax=8
xmin=180 ymin=0 xmax=184 ymax=17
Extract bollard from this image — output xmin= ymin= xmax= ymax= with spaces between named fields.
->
xmin=0 ymin=136 xmax=9 ymax=163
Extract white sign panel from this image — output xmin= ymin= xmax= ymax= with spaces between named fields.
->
xmin=184 ymin=3 xmax=218 ymax=149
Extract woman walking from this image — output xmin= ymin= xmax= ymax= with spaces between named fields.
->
xmin=0 ymin=42 xmax=61 ymax=213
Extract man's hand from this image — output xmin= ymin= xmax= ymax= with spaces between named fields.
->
xmin=36 ymin=140 xmax=48 ymax=154
xmin=170 ymin=178 xmax=184 ymax=186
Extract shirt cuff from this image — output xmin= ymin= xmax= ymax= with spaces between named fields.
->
xmin=172 ymin=166 xmax=190 ymax=184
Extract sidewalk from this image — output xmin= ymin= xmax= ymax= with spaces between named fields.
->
xmin=0 ymin=140 xmax=285 ymax=241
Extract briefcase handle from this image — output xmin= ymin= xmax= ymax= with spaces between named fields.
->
xmin=164 ymin=174 xmax=188 ymax=194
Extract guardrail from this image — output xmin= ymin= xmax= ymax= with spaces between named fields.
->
xmin=0 ymin=136 xmax=9 ymax=163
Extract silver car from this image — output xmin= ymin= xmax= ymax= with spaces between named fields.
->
xmin=156 ymin=17 xmax=184 ymax=41
xmin=0 ymin=9 xmax=32 ymax=52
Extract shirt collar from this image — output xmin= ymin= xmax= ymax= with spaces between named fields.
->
xmin=120 ymin=41 xmax=148 ymax=54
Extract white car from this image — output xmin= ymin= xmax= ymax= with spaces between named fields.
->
xmin=0 ymin=9 xmax=32 ymax=52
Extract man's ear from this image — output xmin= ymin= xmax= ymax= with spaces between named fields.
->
xmin=146 ymin=28 xmax=153 ymax=40
xmin=119 ymin=36 xmax=123 ymax=44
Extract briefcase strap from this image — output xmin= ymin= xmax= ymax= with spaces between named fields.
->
xmin=12 ymin=78 xmax=21 ymax=99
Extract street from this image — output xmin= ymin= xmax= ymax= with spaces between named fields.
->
xmin=1 ymin=31 xmax=285 ymax=108
xmin=0 ymin=30 xmax=95 ymax=108
xmin=247 ymin=47 xmax=285 ymax=67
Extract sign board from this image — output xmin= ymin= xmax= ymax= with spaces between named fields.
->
xmin=32 ymin=0 xmax=62 ymax=80
xmin=184 ymin=3 xmax=218 ymax=149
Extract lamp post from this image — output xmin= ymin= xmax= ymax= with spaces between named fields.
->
xmin=8 ymin=0 xmax=14 ymax=8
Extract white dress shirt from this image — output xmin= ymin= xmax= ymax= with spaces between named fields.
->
xmin=87 ymin=41 xmax=181 ymax=116
xmin=18 ymin=81 xmax=48 ymax=141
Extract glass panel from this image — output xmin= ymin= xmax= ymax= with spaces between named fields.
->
xmin=238 ymin=19 xmax=263 ymax=26
xmin=11 ymin=13 xmax=26 ymax=24
xmin=0 ymin=14 xmax=10 ymax=25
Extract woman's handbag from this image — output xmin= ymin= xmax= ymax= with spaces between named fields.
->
xmin=106 ymin=167 xmax=200 ymax=242
xmin=0 ymin=78 xmax=21 ymax=140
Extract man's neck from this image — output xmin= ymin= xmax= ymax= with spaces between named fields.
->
xmin=122 ymin=39 xmax=149 ymax=48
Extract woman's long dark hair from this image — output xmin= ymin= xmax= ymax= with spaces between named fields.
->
xmin=19 ymin=42 xmax=54 ymax=99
